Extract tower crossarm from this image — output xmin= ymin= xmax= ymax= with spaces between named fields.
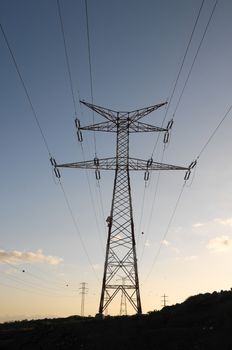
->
xmin=128 ymin=102 xmax=167 ymax=122
xmin=80 ymin=100 xmax=117 ymax=121
xmin=79 ymin=121 xmax=167 ymax=133
xmin=128 ymin=158 xmax=188 ymax=171
xmin=80 ymin=100 xmax=168 ymax=123
xmin=128 ymin=121 xmax=167 ymax=133
xmin=80 ymin=121 xmax=117 ymax=132
xmin=56 ymin=157 xmax=188 ymax=172
xmin=56 ymin=157 xmax=117 ymax=170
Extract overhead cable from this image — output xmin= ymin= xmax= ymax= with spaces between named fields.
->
xmin=197 ymin=104 xmax=232 ymax=160
xmin=57 ymin=0 xmax=78 ymax=115
xmin=0 ymin=22 xmax=52 ymax=157
xmin=151 ymin=0 xmax=205 ymax=158
xmin=173 ymin=0 xmax=219 ymax=118
xmin=142 ymin=182 xmax=186 ymax=284
xmin=0 ymin=21 xmax=100 ymax=284
xmin=85 ymin=0 xmax=97 ymax=156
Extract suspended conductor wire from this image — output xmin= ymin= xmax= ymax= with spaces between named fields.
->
xmin=0 ymin=22 xmax=52 ymax=158
xmin=56 ymin=0 xmax=105 ymax=251
xmin=143 ymin=182 xmax=186 ymax=284
xmin=58 ymin=179 xmax=101 ymax=284
xmin=142 ymin=101 xmax=232 ymax=284
xmin=139 ymin=146 xmax=166 ymax=263
xmin=150 ymin=0 xmax=205 ymax=158
xmin=136 ymin=185 xmax=146 ymax=244
xmin=173 ymin=0 xmax=218 ymax=118
xmin=84 ymin=0 xmax=107 ymax=241
xmin=0 ymin=244 xmax=71 ymax=289
xmin=85 ymin=0 xmax=97 ymax=156
xmin=57 ymin=0 xmax=78 ymax=115
xmin=165 ymin=0 xmax=205 ymax=121
xmin=140 ymin=0 xmax=212 ymax=262
xmin=0 ymin=268 xmax=67 ymax=294
xmin=0 ymin=282 xmax=76 ymax=298
xmin=96 ymin=179 xmax=108 ymax=237
xmin=0 ymin=256 xmax=72 ymax=293
xmin=197 ymin=104 xmax=232 ymax=160
xmin=0 ymin=21 xmax=100 ymax=284
xmin=80 ymin=143 xmax=105 ymax=252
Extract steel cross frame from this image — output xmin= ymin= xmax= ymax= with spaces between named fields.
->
xmin=56 ymin=100 xmax=189 ymax=315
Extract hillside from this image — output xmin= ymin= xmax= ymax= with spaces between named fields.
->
xmin=0 ymin=289 xmax=232 ymax=349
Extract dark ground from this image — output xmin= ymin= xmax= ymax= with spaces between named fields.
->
xmin=1 ymin=289 xmax=232 ymax=350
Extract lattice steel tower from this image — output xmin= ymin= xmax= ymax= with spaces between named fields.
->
xmin=54 ymin=100 xmax=188 ymax=315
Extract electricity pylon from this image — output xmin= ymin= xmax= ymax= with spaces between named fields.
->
xmin=53 ymin=100 xmax=189 ymax=315
xmin=161 ymin=293 xmax=168 ymax=307
xmin=79 ymin=282 xmax=88 ymax=316
xmin=117 ymin=276 xmax=128 ymax=315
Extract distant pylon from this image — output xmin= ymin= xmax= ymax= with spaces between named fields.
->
xmin=117 ymin=276 xmax=128 ymax=315
xmin=79 ymin=282 xmax=88 ymax=316
xmin=161 ymin=293 xmax=168 ymax=307
xmin=54 ymin=100 xmax=190 ymax=315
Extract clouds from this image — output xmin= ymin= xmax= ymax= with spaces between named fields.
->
xmin=192 ymin=217 xmax=232 ymax=231
xmin=0 ymin=249 xmax=63 ymax=265
xmin=214 ymin=218 xmax=232 ymax=227
xmin=192 ymin=217 xmax=232 ymax=253
xmin=207 ymin=235 xmax=232 ymax=253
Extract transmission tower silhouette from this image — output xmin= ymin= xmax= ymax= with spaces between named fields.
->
xmin=117 ymin=276 xmax=128 ymax=315
xmin=161 ymin=293 xmax=168 ymax=308
xmin=79 ymin=282 xmax=88 ymax=316
xmin=53 ymin=100 xmax=188 ymax=315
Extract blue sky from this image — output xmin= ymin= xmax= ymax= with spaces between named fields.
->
xmin=0 ymin=0 xmax=232 ymax=321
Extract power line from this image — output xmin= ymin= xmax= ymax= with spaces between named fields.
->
xmin=197 ymin=104 xmax=232 ymax=160
xmin=173 ymin=0 xmax=219 ymax=118
xmin=166 ymin=0 xmax=205 ymax=119
xmin=140 ymin=0 xmax=206 ymax=259
xmin=0 ymin=268 xmax=68 ymax=294
xmin=56 ymin=0 xmax=78 ymax=115
xmin=79 ymin=144 xmax=105 ymax=253
xmin=142 ymin=100 xmax=232 ymax=283
xmin=0 ymin=281 xmax=76 ymax=298
xmin=58 ymin=180 xmax=101 ymax=284
xmin=0 ymin=21 xmax=100 ymax=285
xmin=84 ymin=0 xmax=97 ymax=156
xmin=140 ymin=0 xmax=217 ymax=267
xmin=150 ymin=0 xmax=205 ymax=158
xmin=0 ymin=22 xmax=52 ymax=157
xmin=139 ymin=146 xmax=166 ymax=262
xmin=143 ymin=182 xmax=186 ymax=284
xmin=56 ymin=0 xmax=106 ymax=254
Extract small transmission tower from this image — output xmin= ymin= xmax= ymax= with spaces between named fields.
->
xmin=117 ymin=276 xmax=128 ymax=315
xmin=53 ymin=100 xmax=189 ymax=315
xmin=161 ymin=293 xmax=168 ymax=308
xmin=79 ymin=282 xmax=88 ymax=316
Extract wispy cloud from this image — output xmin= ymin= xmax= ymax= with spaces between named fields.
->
xmin=192 ymin=223 xmax=204 ymax=228
xmin=192 ymin=218 xmax=232 ymax=241
xmin=161 ymin=240 xmax=170 ymax=246
xmin=0 ymin=249 xmax=63 ymax=265
xmin=214 ymin=218 xmax=232 ymax=227
xmin=207 ymin=235 xmax=232 ymax=252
